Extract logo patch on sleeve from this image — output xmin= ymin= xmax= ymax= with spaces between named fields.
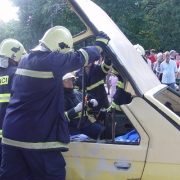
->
xmin=0 ymin=76 xmax=9 ymax=85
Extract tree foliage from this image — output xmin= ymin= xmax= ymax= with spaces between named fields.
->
xmin=0 ymin=0 xmax=180 ymax=52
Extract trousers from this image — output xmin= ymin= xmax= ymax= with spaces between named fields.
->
xmin=0 ymin=145 xmax=66 ymax=180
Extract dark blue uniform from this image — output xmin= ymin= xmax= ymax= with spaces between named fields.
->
xmin=64 ymin=89 xmax=102 ymax=139
xmin=75 ymin=58 xmax=111 ymax=113
xmin=0 ymin=62 xmax=17 ymax=163
xmin=0 ymin=46 xmax=100 ymax=180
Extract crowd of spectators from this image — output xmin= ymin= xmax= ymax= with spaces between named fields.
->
xmin=146 ymin=49 xmax=180 ymax=90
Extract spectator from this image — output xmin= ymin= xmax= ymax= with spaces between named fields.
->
xmin=154 ymin=52 xmax=164 ymax=80
xmin=159 ymin=51 xmax=177 ymax=89
xmin=175 ymin=53 xmax=180 ymax=68
xmin=175 ymin=53 xmax=180 ymax=90
xmin=109 ymin=73 xmax=118 ymax=102
xmin=170 ymin=50 xmax=176 ymax=60
xmin=149 ymin=49 xmax=156 ymax=69
xmin=145 ymin=50 xmax=150 ymax=58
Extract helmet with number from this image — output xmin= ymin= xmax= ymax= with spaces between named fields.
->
xmin=134 ymin=44 xmax=145 ymax=56
xmin=0 ymin=38 xmax=25 ymax=62
xmin=39 ymin=26 xmax=73 ymax=54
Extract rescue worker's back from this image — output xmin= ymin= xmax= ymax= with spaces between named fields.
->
xmin=2 ymin=47 xmax=100 ymax=150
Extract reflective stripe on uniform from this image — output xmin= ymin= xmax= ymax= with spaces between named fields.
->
xmin=0 ymin=130 xmax=2 ymax=138
xmin=87 ymin=80 xmax=104 ymax=91
xmin=2 ymin=137 xmax=68 ymax=150
xmin=16 ymin=68 xmax=54 ymax=78
xmin=75 ymin=112 xmax=87 ymax=119
xmin=112 ymin=68 xmax=119 ymax=75
xmin=74 ymin=86 xmax=79 ymax=90
xmin=87 ymin=107 xmax=92 ymax=111
xmin=96 ymin=38 xmax=108 ymax=44
xmin=116 ymin=81 xmax=124 ymax=89
xmin=65 ymin=111 xmax=86 ymax=121
xmin=78 ymin=49 xmax=89 ymax=66
xmin=65 ymin=112 xmax=70 ymax=121
xmin=0 ymin=93 xmax=10 ymax=102
xmin=101 ymin=62 xmax=110 ymax=74
xmin=107 ymin=102 xmax=121 ymax=112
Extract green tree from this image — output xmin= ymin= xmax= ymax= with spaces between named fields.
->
xmin=8 ymin=0 xmax=85 ymax=51
xmin=1 ymin=0 xmax=180 ymax=52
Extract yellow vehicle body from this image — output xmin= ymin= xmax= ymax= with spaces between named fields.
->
xmin=62 ymin=0 xmax=180 ymax=179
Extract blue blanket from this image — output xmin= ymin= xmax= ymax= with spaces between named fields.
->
xmin=115 ymin=130 xmax=139 ymax=142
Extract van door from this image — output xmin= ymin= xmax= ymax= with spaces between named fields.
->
xmin=63 ymin=97 xmax=149 ymax=180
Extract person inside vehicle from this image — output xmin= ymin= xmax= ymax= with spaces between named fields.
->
xmin=63 ymin=73 xmax=104 ymax=139
xmin=0 ymin=26 xmax=110 ymax=180
xmin=74 ymin=55 xmax=112 ymax=114
xmin=0 ymin=38 xmax=25 ymax=163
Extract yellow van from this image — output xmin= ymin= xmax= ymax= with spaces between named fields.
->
xmin=63 ymin=0 xmax=180 ymax=179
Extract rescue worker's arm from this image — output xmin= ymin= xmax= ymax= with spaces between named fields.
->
xmin=52 ymin=31 xmax=110 ymax=78
xmin=87 ymin=99 xmax=98 ymax=108
xmin=52 ymin=46 xmax=100 ymax=78
xmin=94 ymin=31 xmax=110 ymax=53
xmin=85 ymin=93 xmax=98 ymax=110
xmin=64 ymin=100 xmax=82 ymax=122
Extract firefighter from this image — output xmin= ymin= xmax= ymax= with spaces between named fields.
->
xmin=0 ymin=26 xmax=110 ymax=180
xmin=0 ymin=38 xmax=25 ymax=163
xmin=74 ymin=56 xmax=111 ymax=114
xmin=108 ymin=44 xmax=150 ymax=112
xmin=63 ymin=73 xmax=103 ymax=139
xmin=134 ymin=44 xmax=152 ymax=68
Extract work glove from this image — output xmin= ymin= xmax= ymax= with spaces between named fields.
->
xmin=94 ymin=31 xmax=110 ymax=52
xmin=90 ymin=99 xmax=98 ymax=107
xmin=74 ymin=102 xmax=83 ymax=113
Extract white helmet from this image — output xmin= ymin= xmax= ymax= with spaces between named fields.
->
xmin=62 ymin=73 xmax=75 ymax=80
xmin=39 ymin=26 xmax=74 ymax=54
xmin=134 ymin=44 xmax=145 ymax=56
xmin=0 ymin=38 xmax=25 ymax=62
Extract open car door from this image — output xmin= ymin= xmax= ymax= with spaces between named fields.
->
xmin=61 ymin=0 xmax=152 ymax=179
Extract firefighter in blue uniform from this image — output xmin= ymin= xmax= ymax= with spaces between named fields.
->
xmin=0 ymin=38 xmax=25 ymax=163
xmin=74 ymin=56 xmax=111 ymax=114
xmin=0 ymin=26 xmax=110 ymax=180
xmin=63 ymin=73 xmax=103 ymax=139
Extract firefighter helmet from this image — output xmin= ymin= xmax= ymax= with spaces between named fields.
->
xmin=62 ymin=73 xmax=75 ymax=80
xmin=39 ymin=26 xmax=73 ymax=54
xmin=134 ymin=44 xmax=145 ymax=56
xmin=0 ymin=38 xmax=25 ymax=62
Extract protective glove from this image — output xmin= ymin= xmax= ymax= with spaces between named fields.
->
xmin=90 ymin=99 xmax=98 ymax=107
xmin=74 ymin=102 xmax=83 ymax=113
xmin=94 ymin=31 xmax=110 ymax=52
